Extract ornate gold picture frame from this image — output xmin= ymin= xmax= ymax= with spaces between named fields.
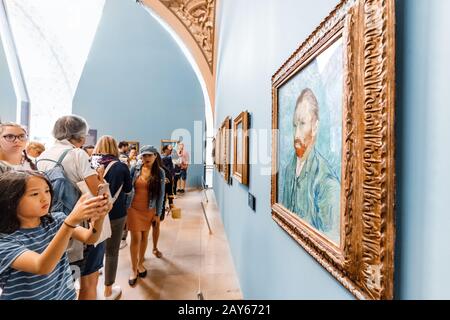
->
xmin=219 ymin=117 xmax=231 ymax=183
xmin=271 ymin=0 xmax=396 ymax=300
xmin=160 ymin=139 xmax=179 ymax=152
xmin=126 ymin=141 xmax=140 ymax=153
xmin=233 ymin=111 xmax=250 ymax=186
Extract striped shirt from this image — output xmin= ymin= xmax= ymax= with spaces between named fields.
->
xmin=0 ymin=212 xmax=76 ymax=300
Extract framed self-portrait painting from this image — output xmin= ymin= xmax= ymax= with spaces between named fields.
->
xmin=271 ymin=0 xmax=396 ymax=300
xmin=219 ymin=117 xmax=231 ymax=183
xmin=233 ymin=111 xmax=249 ymax=186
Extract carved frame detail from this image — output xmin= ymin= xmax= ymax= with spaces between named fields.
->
xmin=218 ymin=116 xmax=231 ymax=183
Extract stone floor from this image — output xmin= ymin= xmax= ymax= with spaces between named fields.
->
xmin=98 ymin=188 xmax=242 ymax=300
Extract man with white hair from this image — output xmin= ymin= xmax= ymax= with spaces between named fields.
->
xmin=281 ymin=88 xmax=341 ymax=241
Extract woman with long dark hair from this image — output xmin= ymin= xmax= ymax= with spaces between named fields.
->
xmin=126 ymin=145 xmax=165 ymax=286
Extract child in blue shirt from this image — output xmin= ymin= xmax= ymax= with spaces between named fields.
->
xmin=0 ymin=171 xmax=110 ymax=300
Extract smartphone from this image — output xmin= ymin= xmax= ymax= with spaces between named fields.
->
xmin=91 ymin=154 xmax=102 ymax=170
xmin=97 ymin=182 xmax=110 ymax=198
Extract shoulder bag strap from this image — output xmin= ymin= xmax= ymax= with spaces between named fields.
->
xmin=103 ymin=161 xmax=118 ymax=177
xmin=103 ymin=161 xmax=123 ymax=204
xmin=36 ymin=148 xmax=72 ymax=169
xmin=57 ymin=149 xmax=73 ymax=165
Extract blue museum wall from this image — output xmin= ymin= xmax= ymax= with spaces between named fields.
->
xmin=73 ymin=0 xmax=205 ymax=187
xmin=0 ymin=35 xmax=16 ymax=123
xmin=395 ymin=0 xmax=450 ymax=299
xmin=214 ymin=0 xmax=450 ymax=299
xmin=213 ymin=0 xmax=354 ymax=299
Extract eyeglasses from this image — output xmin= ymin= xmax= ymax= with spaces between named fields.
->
xmin=2 ymin=134 xmax=28 ymax=142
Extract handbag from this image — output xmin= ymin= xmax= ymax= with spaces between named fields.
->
xmin=171 ymin=207 xmax=182 ymax=219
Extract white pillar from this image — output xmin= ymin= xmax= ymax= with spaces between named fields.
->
xmin=0 ymin=0 xmax=30 ymax=128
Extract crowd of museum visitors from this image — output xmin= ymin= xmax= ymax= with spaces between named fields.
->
xmin=0 ymin=115 xmax=190 ymax=300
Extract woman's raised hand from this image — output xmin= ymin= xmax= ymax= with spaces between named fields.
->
xmin=65 ymin=194 xmax=110 ymax=226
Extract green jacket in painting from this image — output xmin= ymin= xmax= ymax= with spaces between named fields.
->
xmin=281 ymin=147 xmax=341 ymax=241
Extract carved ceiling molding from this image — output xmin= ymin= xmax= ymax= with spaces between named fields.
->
xmin=158 ymin=0 xmax=215 ymax=72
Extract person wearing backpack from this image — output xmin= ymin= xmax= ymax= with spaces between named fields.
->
xmin=93 ymin=136 xmax=132 ymax=300
xmin=37 ymin=115 xmax=107 ymax=300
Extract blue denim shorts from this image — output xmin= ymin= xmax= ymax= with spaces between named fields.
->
xmin=180 ymin=169 xmax=187 ymax=180
xmin=74 ymin=242 xmax=106 ymax=277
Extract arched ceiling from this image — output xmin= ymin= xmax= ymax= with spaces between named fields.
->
xmin=140 ymin=0 xmax=217 ymax=114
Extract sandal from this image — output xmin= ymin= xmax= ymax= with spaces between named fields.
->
xmin=153 ymin=249 xmax=163 ymax=258
xmin=128 ymin=275 xmax=138 ymax=287
xmin=138 ymin=268 xmax=147 ymax=278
